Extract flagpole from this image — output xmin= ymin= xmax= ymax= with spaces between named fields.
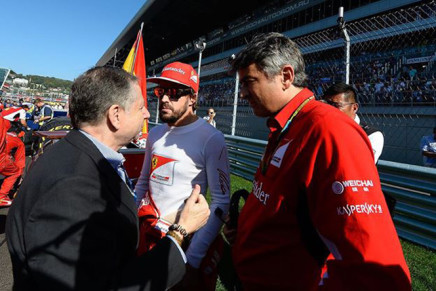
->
xmin=121 ymin=22 xmax=148 ymax=140
xmin=131 ymin=22 xmax=144 ymax=74
xmin=134 ymin=22 xmax=148 ymax=138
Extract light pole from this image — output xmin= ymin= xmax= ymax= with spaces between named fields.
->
xmin=338 ymin=6 xmax=350 ymax=84
xmin=229 ymin=54 xmax=239 ymax=136
xmin=195 ymin=41 xmax=207 ymax=81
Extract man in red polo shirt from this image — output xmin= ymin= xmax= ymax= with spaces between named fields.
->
xmin=0 ymin=116 xmax=22 ymax=206
xmin=224 ymin=32 xmax=411 ymax=290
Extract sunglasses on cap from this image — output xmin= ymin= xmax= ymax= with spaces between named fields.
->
xmin=153 ymin=87 xmax=193 ymax=100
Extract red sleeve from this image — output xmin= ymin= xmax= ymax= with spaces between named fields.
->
xmin=6 ymin=135 xmax=26 ymax=173
xmin=0 ymin=117 xmax=10 ymax=153
xmin=299 ymin=115 xmax=411 ymax=290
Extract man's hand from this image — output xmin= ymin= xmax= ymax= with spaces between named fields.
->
xmin=177 ymin=184 xmax=210 ymax=234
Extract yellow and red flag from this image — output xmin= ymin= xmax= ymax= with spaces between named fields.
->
xmin=123 ymin=23 xmax=148 ymax=135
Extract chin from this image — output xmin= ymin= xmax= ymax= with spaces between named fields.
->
xmin=160 ymin=115 xmax=178 ymax=124
xmin=252 ymin=108 xmax=270 ymax=117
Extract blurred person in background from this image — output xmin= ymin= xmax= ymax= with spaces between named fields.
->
xmin=322 ymin=82 xmax=384 ymax=163
xmin=203 ymin=107 xmax=217 ymax=127
xmin=0 ymin=117 xmax=22 ymax=207
xmin=421 ymin=126 xmax=436 ymax=167
xmin=4 ymin=123 xmax=26 ymax=197
xmin=1 ymin=103 xmax=28 ymax=129
xmin=3 ymin=99 xmax=13 ymax=108
xmin=32 ymin=98 xmax=54 ymax=128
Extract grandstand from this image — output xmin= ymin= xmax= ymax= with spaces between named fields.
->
xmin=97 ymin=0 xmax=436 ymax=166
xmin=0 ymin=68 xmax=11 ymax=93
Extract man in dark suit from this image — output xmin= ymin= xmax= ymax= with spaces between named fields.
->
xmin=6 ymin=66 xmax=210 ymax=290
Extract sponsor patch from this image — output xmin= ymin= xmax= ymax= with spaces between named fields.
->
xmin=139 ymin=192 xmax=151 ymax=206
xmin=218 ymin=168 xmax=230 ymax=194
xmin=150 ymin=154 xmax=178 ymax=186
xmin=332 ymin=181 xmax=344 ymax=194
xmin=332 ymin=180 xmax=374 ymax=194
xmin=190 ymin=72 xmax=198 ymax=83
xmin=252 ymin=179 xmax=270 ymax=205
xmin=162 ymin=67 xmax=185 ymax=74
xmin=270 ymin=140 xmax=292 ymax=168
xmin=337 ymin=203 xmax=383 ymax=216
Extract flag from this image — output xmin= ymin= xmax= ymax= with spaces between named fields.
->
xmin=123 ymin=24 xmax=148 ymax=135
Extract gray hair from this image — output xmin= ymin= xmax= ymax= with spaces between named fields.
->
xmin=231 ymin=32 xmax=307 ymax=87
xmin=69 ymin=66 xmax=138 ymax=128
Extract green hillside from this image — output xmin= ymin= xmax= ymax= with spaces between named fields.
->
xmin=11 ymin=70 xmax=72 ymax=91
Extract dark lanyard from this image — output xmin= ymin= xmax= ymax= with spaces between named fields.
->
xmin=261 ymin=96 xmax=314 ymax=175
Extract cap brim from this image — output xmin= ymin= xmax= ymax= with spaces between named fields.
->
xmin=147 ymin=76 xmax=191 ymax=89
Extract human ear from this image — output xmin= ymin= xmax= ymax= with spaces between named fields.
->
xmin=189 ymin=93 xmax=198 ymax=106
xmin=352 ymin=103 xmax=359 ymax=114
xmin=282 ymin=65 xmax=295 ymax=89
xmin=107 ymin=104 xmax=122 ymax=130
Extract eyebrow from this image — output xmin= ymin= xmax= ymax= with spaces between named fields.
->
xmin=240 ymin=76 xmax=256 ymax=83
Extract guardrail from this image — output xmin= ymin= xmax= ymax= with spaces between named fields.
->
xmin=148 ymin=122 xmax=436 ymax=250
xmin=224 ymin=134 xmax=436 ymax=250
xmin=377 ymin=161 xmax=436 ymax=250
xmin=225 ymin=135 xmax=267 ymax=181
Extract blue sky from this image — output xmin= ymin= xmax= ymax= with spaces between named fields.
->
xmin=0 ymin=0 xmax=146 ymax=81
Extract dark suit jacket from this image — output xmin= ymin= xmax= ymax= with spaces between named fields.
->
xmin=6 ymin=129 xmax=185 ymax=290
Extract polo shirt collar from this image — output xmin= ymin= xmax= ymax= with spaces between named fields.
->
xmin=267 ymin=88 xmax=314 ymax=132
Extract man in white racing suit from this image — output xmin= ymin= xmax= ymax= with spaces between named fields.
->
xmin=135 ymin=62 xmax=230 ymax=291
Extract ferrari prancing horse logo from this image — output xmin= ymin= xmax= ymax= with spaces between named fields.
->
xmin=152 ymin=157 xmax=158 ymax=170
xmin=149 ymin=154 xmax=178 ymax=185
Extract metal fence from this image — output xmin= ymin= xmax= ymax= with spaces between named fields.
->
xmin=148 ymin=100 xmax=436 ymax=165
xmin=147 ymin=1 xmax=436 ymax=166
xmin=225 ymin=134 xmax=436 ymax=250
xmin=297 ymin=0 xmax=436 ymax=165
xmin=299 ymin=1 xmax=436 ymax=105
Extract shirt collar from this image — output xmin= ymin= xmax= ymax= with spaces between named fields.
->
xmin=267 ymin=88 xmax=314 ymax=133
xmin=79 ymin=130 xmax=125 ymax=170
xmin=354 ymin=114 xmax=360 ymax=125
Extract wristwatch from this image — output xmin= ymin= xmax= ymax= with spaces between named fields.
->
xmin=168 ymin=223 xmax=189 ymax=238
xmin=167 ymin=224 xmax=190 ymax=248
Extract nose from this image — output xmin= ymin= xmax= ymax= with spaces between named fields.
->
xmin=160 ymin=94 xmax=171 ymax=103
xmin=239 ymin=86 xmax=248 ymax=99
xmin=143 ymin=107 xmax=150 ymax=120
